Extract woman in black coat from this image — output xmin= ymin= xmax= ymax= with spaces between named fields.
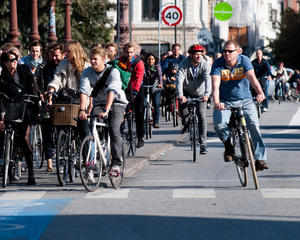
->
xmin=0 ymin=50 xmax=40 ymax=185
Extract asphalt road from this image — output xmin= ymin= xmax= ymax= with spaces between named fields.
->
xmin=1 ymin=100 xmax=300 ymax=240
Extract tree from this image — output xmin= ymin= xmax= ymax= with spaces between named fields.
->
xmin=268 ymin=8 xmax=300 ymax=69
xmin=0 ymin=0 xmax=116 ymax=55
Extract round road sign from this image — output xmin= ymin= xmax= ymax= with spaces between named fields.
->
xmin=162 ymin=6 xmax=182 ymax=26
xmin=214 ymin=2 xmax=233 ymax=21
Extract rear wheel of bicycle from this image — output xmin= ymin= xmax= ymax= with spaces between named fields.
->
xmin=32 ymin=124 xmax=44 ymax=169
xmin=256 ymin=103 xmax=261 ymax=119
xmin=172 ymin=98 xmax=177 ymax=127
xmin=110 ymin=141 xmax=126 ymax=189
xmin=56 ymin=130 xmax=69 ymax=186
xmin=234 ymin=132 xmax=248 ymax=187
xmin=129 ymin=113 xmax=137 ymax=156
xmin=79 ymin=136 xmax=102 ymax=192
xmin=2 ymin=132 xmax=11 ymax=188
xmin=244 ymin=131 xmax=259 ymax=189
xmin=145 ymin=106 xmax=150 ymax=139
xmin=68 ymin=138 xmax=79 ymax=182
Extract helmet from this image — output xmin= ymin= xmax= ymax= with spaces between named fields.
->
xmin=170 ymin=63 xmax=179 ymax=70
xmin=188 ymin=44 xmax=204 ymax=54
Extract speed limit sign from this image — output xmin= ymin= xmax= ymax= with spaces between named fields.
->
xmin=162 ymin=6 xmax=182 ymax=26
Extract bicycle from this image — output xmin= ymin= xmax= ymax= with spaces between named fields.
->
xmin=186 ymin=97 xmax=203 ymax=163
xmin=0 ymin=93 xmax=39 ymax=188
xmin=226 ymin=103 xmax=259 ymax=189
xmin=30 ymin=123 xmax=44 ymax=169
xmin=144 ymin=85 xmax=153 ymax=139
xmin=120 ymin=102 xmax=137 ymax=157
xmin=272 ymin=79 xmax=284 ymax=104
xmin=79 ymin=115 xmax=125 ymax=191
xmin=164 ymin=79 xmax=179 ymax=127
xmin=253 ymin=97 xmax=262 ymax=119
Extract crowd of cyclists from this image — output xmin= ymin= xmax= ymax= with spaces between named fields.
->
xmin=0 ymin=38 xmax=299 ymax=186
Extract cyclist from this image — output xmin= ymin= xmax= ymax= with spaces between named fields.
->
xmin=274 ymin=62 xmax=289 ymax=100
xmin=117 ymin=42 xmax=145 ymax=148
xmin=143 ymin=52 xmax=163 ymax=128
xmin=211 ymin=40 xmax=268 ymax=170
xmin=251 ymin=49 xmax=272 ymax=112
xmin=163 ymin=63 xmax=178 ymax=112
xmin=176 ymin=44 xmax=211 ymax=155
xmin=0 ymin=50 xmax=40 ymax=185
xmin=161 ymin=43 xmax=186 ymax=75
xmin=79 ymin=47 xmax=128 ymax=176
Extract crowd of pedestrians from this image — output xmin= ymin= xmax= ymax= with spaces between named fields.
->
xmin=2 ymin=37 xmax=298 ymax=186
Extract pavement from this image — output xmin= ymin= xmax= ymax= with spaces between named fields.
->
xmin=125 ymin=107 xmax=215 ymax=176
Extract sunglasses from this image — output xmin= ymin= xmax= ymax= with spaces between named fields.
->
xmin=9 ymin=58 xmax=18 ymax=62
xmin=222 ymin=49 xmax=237 ymax=53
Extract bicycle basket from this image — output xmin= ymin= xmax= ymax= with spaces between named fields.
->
xmin=50 ymin=104 xmax=80 ymax=127
xmin=3 ymin=102 xmax=27 ymax=123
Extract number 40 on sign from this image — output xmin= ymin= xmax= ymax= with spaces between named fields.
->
xmin=162 ymin=6 xmax=183 ymax=26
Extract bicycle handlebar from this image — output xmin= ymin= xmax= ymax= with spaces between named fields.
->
xmin=186 ymin=97 xmax=203 ymax=102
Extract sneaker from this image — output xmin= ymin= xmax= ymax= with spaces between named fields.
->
xmin=256 ymin=160 xmax=268 ymax=171
xmin=200 ymin=145 xmax=208 ymax=155
xmin=21 ymin=162 xmax=27 ymax=172
xmin=59 ymin=165 xmax=64 ymax=174
xmin=87 ymin=170 xmax=96 ymax=183
xmin=181 ymin=125 xmax=189 ymax=135
xmin=109 ymin=165 xmax=120 ymax=177
xmin=262 ymin=108 xmax=268 ymax=112
xmin=223 ymin=140 xmax=234 ymax=162
xmin=136 ymin=138 xmax=144 ymax=148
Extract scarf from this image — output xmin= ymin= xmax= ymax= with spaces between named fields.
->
xmin=146 ymin=63 xmax=157 ymax=73
xmin=24 ymin=54 xmax=43 ymax=69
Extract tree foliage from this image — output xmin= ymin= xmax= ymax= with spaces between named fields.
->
xmin=0 ymin=0 xmax=116 ymax=55
xmin=268 ymin=8 xmax=300 ymax=69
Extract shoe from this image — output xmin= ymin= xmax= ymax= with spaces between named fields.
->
xmin=109 ymin=165 xmax=120 ymax=177
xmin=181 ymin=125 xmax=189 ymax=135
xmin=59 ymin=165 xmax=64 ymax=174
xmin=223 ymin=140 xmax=234 ymax=162
xmin=87 ymin=170 xmax=96 ymax=183
xmin=262 ymin=108 xmax=268 ymax=112
xmin=136 ymin=138 xmax=144 ymax=148
xmin=27 ymin=175 xmax=36 ymax=185
xmin=154 ymin=124 xmax=159 ymax=128
xmin=200 ymin=145 xmax=207 ymax=155
xmin=207 ymin=103 xmax=211 ymax=109
xmin=21 ymin=162 xmax=27 ymax=172
xmin=256 ymin=160 xmax=268 ymax=171
xmin=14 ymin=174 xmax=20 ymax=181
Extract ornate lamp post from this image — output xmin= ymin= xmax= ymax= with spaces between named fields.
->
xmin=48 ymin=0 xmax=58 ymax=43
xmin=64 ymin=0 xmax=72 ymax=42
xmin=29 ymin=0 xmax=41 ymax=42
xmin=8 ymin=0 xmax=21 ymax=47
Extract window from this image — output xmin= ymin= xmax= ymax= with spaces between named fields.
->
xmin=142 ymin=0 xmax=159 ymax=21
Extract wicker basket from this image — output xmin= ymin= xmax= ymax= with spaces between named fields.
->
xmin=50 ymin=104 xmax=80 ymax=127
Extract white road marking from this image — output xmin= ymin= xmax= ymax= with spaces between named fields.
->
xmin=261 ymin=189 xmax=300 ymax=198
xmin=84 ymin=188 xmax=130 ymax=199
xmin=172 ymin=188 xmax=216 ymax=198
xmin=0 ymin=191 xmax=46 ymax=200
xmin=289 ymin=107 xmax=300 ymax=126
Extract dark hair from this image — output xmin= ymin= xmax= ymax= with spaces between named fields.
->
xmin=0 ymin=50 xmax=18 ymax=68
xmin=140 ymin=48 xmax=149 ymax=56
xmin=29 ymin=40 xmax=43 ymax=51
xmin=145 ymin=52 xmax=158 ymax=65
xmin=172 ymin=43 xmax=181 ymax=49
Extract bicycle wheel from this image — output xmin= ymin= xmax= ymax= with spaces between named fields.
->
xmin=256 ymin=102 xmax=261 ymax=119
xmin=79 ymin=136 xmax=102 ymax=192
xmin=145 ymin=106 xmax=150 ymax=139
xmin=233 ymin=131 xmax=248 ymax=187
xmin=172 ymin=98 xmax=177 ymax=127
xmin=56 ymin=130 xmax=69 ymax=186
xmin=149 ymin=105 xmax=153 ymax=138
xmin=244 ymin=131 xmax=259 ymax=189
xmin=32 ymin=124 xmax=44 ymax=169
xmin=2 ymin=132 xmax=11 ymax=188
xmin=129 ymin=112 xmax=137 ymax=156
xmin=110 ymin=141 xmax=126 ymax=189
xmin=192 ymin=116 xmax=197 ymax=162
xmin=69 ymin=137 xmax=79 ymax=182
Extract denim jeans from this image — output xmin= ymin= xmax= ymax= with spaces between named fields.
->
xmin=151 ymin=91 xmax=161 ymax=125
xmin=213 ymin=99 xmax=267 ymax=161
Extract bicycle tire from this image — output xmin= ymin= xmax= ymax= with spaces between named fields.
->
xmin=234 ymin=131 xmax=248 ymax=187
xmin=257 ymin=103 xmax=261 ymax=119
xmin=175 ymin=99 xmax=179 ymax=127
xmin=68 ymin=138 xmax=79 ymax=182
xmin=2 ymin=132 xmax=11 ymax=188
xmin=244 ymin=131 xmax=259 ymax=189
xmin=172 ymin=98 xmax=176 ymax=127
xmin=192 ymin=117 xmax=197 ymax=162
xmin=79 ymin=136 xmax=102 ymax=192
xmin=56 ymin=130 xmax=69 ymax=186
xmin=110 ymin=139 xmax=126 ymax=189
xmin=32 ymin=124 xmax=44 ymax=169
xmin=129 ymin=112 xmax=137 ymax=156
xmin=145 ymin=106 xmax=150 ymax=139
xmin=149 ymin=105 xmax=153 ymax=139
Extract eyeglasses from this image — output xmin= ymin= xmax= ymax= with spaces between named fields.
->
xmin=222 ymin=49 xmax=237 ymax=53
xmin=9 ymin=58 xmax=18 ymax=62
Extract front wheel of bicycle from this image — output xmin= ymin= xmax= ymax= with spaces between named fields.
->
xmin=79 ymin=136 xmax=102 ymax=192
xmin=244 ymin=131 xmax=259 ymax=189
xmin=32 ymin=124 xmax=44 ymax=169
xmin=56 ymin=130 xmax=69 ymax=186
xmin=2 ymin=132 xmax=11 ymax=188
xmin=234 ymin=131 xmax=248 ymax=187
xmin=192 ymin=117 xmax=197 ymax=162
xmin=110 ymin=141 xmax=126 ymax=189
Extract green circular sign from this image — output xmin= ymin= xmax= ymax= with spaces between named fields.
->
xmin=214 ymin=2 xmax=233 ymax=21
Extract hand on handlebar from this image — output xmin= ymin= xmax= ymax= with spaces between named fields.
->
xmin=255 ymin=93 xmax=265 ymax=103
xmin=98 ymin=111 xmax=108 ymax=120
xmin=214 ymin=102 xmax=226 ymax=110
xmin=179 ymin=96 xmax=187 ymax=103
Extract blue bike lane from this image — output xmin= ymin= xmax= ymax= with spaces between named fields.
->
xmin=0 ymin=198 xmax=72 ymax=240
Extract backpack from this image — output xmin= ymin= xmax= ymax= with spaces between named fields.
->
xmin=107 ymin=60 xmax=131 ymax=90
